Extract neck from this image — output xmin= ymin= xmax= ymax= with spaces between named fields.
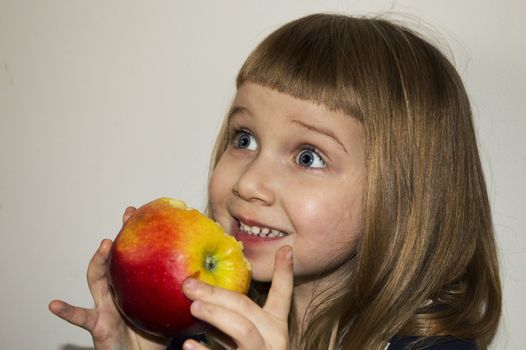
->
xmin=291 ymin=272 xmax=341 ymax=330
xmin=289 ymin=275 xmax=341 ymax=349
xmin=289 ymin=260 xmax=353 ymax=345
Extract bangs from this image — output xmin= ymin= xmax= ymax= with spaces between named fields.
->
xmin=236 ymin=14 xmax=366 ymax=120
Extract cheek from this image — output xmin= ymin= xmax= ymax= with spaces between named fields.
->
xmin=291 ymin=195 xmax=362 ymax=276
xmin=208 ymin=160 xmax=232 ymax=213
xmin=291 ymin=187 xmax=363 ymax=247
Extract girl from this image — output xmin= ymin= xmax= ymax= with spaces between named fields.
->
xmin=49 ymin=13 xmax=501 ymax=350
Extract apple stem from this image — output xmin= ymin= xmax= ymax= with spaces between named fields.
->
xmin=204 ymin=255 xmax=217 ymax=272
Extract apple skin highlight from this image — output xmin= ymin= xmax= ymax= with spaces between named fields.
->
xmin=108 ymin=198 xmax=251 ymax=337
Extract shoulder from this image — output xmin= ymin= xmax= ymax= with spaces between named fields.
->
xmin=389 ymin=336 xmax=478 ymax=350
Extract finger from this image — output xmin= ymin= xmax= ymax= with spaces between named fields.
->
xmin=48 ymin=300 xmax=96 ymax=331
xmin=182 ymin=339 xmax=210 ymax=350
xmin=87 ymin=239 xmax=113 ymax=303
xmin=122 ymin=206 xmax=137 ymax=224
xmin=183 ymin=278 xmax=261 ymax=318
xmin=263 ymin=245 xmax=294 ymax=319
xmin=189 ymin=300 xmax=264 ymax=349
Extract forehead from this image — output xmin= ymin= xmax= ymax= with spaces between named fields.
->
xmin=230 ymin=83 xmax=365 ymax=146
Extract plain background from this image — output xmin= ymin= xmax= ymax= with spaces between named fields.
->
xmin=1 ymin=1 xmax=525 ymax=349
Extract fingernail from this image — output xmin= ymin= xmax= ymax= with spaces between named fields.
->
xmin=183 ymin=341 xmax=196 ymax=350
xmin=98 ymin=240 xmax=108 ymax=253
xmin=285 ymin=246 xmax=293 ymax=260
xmin=191 ymin=300 xmax=203 ymax=313
xmin=184 ymin=278 xmax=198 ymax=291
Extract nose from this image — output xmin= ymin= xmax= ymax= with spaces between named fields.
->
xmin=233 ymin=154 xmax=276 ymax=206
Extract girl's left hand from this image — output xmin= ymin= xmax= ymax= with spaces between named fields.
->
xmin=182 ymin=245 xmax=294 ymax=350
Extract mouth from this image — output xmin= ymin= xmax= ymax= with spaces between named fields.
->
xmin=233 ymin=217 xmax=288 ymax=240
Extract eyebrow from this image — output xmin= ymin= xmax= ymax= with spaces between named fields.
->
xmin=291 ymin=119 xmax=348 ymax=153
xmin=228 ymin=106 xmax=251 ymax=119
xmin=227 ymin=106 xmax=348 ymax=153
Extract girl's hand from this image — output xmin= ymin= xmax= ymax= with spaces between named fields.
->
xmin=182 ymin=245 xmax=294 ymax=350
xmin=48 ymin=207 xmax=169 ymax=350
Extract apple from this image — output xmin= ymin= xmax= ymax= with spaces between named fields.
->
xmin=108 ymin=197 xmax=251 ymax=337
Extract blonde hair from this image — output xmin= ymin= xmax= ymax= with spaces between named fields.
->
xmin=207 ymin=13 xmax=501 ymax=350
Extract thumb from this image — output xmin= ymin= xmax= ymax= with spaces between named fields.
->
xmin=122 ymin=206 xmax=137 ymax=224
xmin=87 ymin=239 xmax=113 ymax=303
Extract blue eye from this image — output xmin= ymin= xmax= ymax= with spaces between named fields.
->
xmin=297 ymin=148 xmax=326 ymax=168
xmin=233 ymin=130 xmax=257 ymax=151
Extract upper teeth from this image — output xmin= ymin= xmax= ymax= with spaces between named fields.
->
xmin=240 ymin=221 xmax=286 ymax=238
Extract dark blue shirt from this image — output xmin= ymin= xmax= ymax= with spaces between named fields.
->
xmin=168 ymin=333 xmax=207 ymax=350
xmin=168 ymin=335 xmax=477 ymax=349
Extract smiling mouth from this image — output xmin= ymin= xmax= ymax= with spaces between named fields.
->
xmin=237 ymin=219 xmax=287 ymax=238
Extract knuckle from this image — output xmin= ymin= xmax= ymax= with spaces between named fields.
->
xmin=207 ymin=284 xmax=217 ymax=297
xmin=199 ymin=303 xmax=210 ymax=315
xmin=236 ymin=321 xmax=258 ymax=339
xmin=237 ymin=295 xmax=253 ymax=310
xmin=269 ymin=333 xmax=289 ymax=350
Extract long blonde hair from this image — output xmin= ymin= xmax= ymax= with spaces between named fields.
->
xmin=207 ymin=14 xmax=501 ymax=350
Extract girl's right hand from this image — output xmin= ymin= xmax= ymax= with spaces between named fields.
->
xmin=48 ymin=207 xmax=170 ymax=350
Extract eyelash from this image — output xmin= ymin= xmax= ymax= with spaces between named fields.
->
xmin=296 ymin=145 xmax=327 ymax=169
xmin=227 ymin=126 xmax=327 ymax=169
xmin=228 ymin=127 xmax=255 ymax=149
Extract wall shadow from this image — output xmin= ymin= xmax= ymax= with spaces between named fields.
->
xmin=59 ymin=344 xmax=94 ymax=350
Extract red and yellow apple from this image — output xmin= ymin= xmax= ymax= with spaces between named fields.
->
xmin=107 ymin=197 xmax=251 ymax=337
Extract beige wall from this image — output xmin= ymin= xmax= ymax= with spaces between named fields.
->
xmin=1 ymin=1 xmax=524 ymax=349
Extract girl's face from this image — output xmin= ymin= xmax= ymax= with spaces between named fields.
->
xmin=209 ymin=83 xmax=366 ymax=283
